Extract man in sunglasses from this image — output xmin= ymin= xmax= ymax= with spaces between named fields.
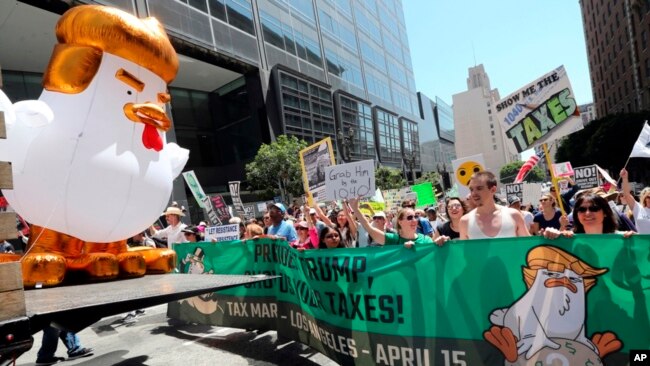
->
xmin=459 ymin=171 xmax=531 ymax=239
xmin=550 ymin=177 xmax=580 ymax=214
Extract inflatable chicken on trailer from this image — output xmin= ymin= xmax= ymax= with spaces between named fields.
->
xmin=0 ymin=5 xmax=189 ymax=287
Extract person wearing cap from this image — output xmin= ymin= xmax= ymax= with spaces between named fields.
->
xmin=266 ymin=203 xmax=297 ymax=242
xmin=150 ymin=206 xmax=188 ymax=247
xmin=182 ymin=226 xmax=201 ymax=243
xmin=367 ymin=211 xmax=395 ymax=246
xmin=507 ymin=195 xmax=534 ymax=233
xmin=549 ymin=177 xmax=580 ymax=214
xmin=620 ymin=168 xmax=650 ymax=234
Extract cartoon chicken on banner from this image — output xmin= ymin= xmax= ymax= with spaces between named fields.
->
xmin=0 ymin=5 xmax=189 ymax=286
xmin=484 ymin=246 xmax=622 ymax=365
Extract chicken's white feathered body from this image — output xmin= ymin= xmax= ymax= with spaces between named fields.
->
xmin=0 ymin=53 xmax=188 ymax=242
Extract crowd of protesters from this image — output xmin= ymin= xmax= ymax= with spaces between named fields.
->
xmin=224 ymin=169 xmax=647 ymax=249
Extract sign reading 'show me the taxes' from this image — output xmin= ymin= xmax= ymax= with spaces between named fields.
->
xmin=574 ymin=165 xmax=600 ymax=189
xmin=324 ymin=160 xmax=375 ymax=200
xmin=495 ymin=65 xmax=584 ymax=153
xmin=204 ymin=224 xmax=240 ymax=242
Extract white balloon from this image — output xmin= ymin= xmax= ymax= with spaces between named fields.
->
xmin=0 ymin=53 xmax=188 ymax=242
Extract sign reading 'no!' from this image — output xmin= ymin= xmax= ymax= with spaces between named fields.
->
xmin=324 ymin=160 xmax=375 ymax=201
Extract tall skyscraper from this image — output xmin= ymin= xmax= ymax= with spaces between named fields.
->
xmin=452 ymin=65 xmax=514 ymax=179
xmin=580 ymin=0 xmax=650 ymax=116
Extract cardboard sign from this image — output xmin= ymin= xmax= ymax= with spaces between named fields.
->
xmin=324 ymin=160 xmax=375 ymax=201
xmin=495 ymin=65 xmax=584 ymax=153
xmin=522 ymin=182 xmax=543 ymax=206
xmin=200 ymin=196 xmax=221 ymax=226
xmin=299 ymin=138 xmax=336 ymax=203
xmin=210 ymin=195 xmax=231 ymax=223
xmin=228 ymin=181 xmax=246 ymax=218
xmin=552 ymin=162 xmax=574 ymax=178
xmin=204 ymin=224 xmax=240 ymax=242
xmin=505 ymin=183 xmax=524 ymax=203
xmin=573 ymin=165 xmax=600 ymax=189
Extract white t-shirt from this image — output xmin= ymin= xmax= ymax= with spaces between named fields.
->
xmin=152 ymin=222 xmax=188 ymax=246
xmin=632 ymin=201 xmax=650 ymax=234
xmin=521 ymin=211 xmax=534 ymax=230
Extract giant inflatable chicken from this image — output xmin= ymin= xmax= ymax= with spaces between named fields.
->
xmin=0 ymin=5 xmax=189 ymax=286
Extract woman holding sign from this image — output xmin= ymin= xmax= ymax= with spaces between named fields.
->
xmin=348 ymin=198 xmax=433 ymax=248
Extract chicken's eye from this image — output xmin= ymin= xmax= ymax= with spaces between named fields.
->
xmin=127 ymin=90 xmax=133 ymax=95
xmin=569 ymin=277 xmax=582 ymax=283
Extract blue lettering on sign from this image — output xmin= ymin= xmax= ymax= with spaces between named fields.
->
xmin=504 ymin=104 xmax=524 ymax=125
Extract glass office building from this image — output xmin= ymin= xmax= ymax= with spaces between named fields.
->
xmin=417 ymin=93 xmax=456 ymax=174
xmin=1 ymin=0 xmax=422 ymax=203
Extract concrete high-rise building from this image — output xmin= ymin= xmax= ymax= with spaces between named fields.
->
xmin=452 ymin=64 xmax=514 ymax=179
xmin=579 ymin=0 xmax=650 ymax=116
xmin=1 ymin=0 xmax=423 ymax=217
xmin=417 ymin=93 xmax=455 ymax=177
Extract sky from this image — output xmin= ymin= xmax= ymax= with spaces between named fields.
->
xmin=403 ymin=0 xmax=593 ymax=107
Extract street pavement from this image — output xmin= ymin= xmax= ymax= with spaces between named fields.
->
xmin=18 ymin=305 xmax=339 ymax=366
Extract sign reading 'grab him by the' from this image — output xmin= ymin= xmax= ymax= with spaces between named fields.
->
xmin=324 ymin=160 xmax=375 ymax=201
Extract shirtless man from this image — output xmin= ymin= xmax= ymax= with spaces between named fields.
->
xmin=459 ymin=171 xmax=530 ymax=239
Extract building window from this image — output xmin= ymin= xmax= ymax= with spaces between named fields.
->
xmin=338 ymin=94 xmax=375 ymax=160
xmin=375 ymin=109 xmax=401 ymax=164
xmin=279 ymin=71 xmax=334 ymax=145
xmin=493 ymin=145 xmax=497 ymax=150
xmin=226 ymin=0 xmax=255 ymax=35
xmin=491 ymin=130 xmax=495 ymax=136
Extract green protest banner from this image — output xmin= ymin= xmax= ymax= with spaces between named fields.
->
xmin=411 ymin=182 xmax=436 ymax=207
xmin=169 ymin=235 xmax=649 ymax=366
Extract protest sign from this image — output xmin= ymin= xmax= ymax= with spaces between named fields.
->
xmin=170 ymin=235 xmax=647 ymax=366
xmin=182 ymin=170 xmax=220 ymax=224
xmin=204 ymin=224 xmax=240 ymax=242
xmin=552 ymin=161 xmax=574 ymax=178
xmin=299 ymin=138 xmax=335 ymax=203
xmin=495 ymin=65 xmax=584 ymax=153
xmin=522 ymin=182 xmax=543 ymax=205
xmin=573 ymin=165 xmax=600 ymax=189
xmin=210 ymin=195 xmax=231 ymax=223
xmin=383 ymin=187 xmax=416 ymax=212
xmin=228 ymin=181 xmax=246 ymax=218
xmin=182 ymin=170 xmax=207 ymax=208
xmin=452 ymin=154 xmax=485 ymax=197
xmin=505 ymin=182 xmax=523 ymax=203
xmin=411 ymin=182 xmax=436 ymax=207
xmin=324 ymin=160 xmax=375 ymax=201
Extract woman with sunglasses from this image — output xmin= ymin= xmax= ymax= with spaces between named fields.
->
xmin=349 ymin=198 xmax=433 ymax=248
xmin=433 ymin=197 xmax=467 ymax=246
xmin=544 ymin=193 xmax=636 ymax=238
xmin=291 ymin=221 xmax=317 ymax=250
xmin=530 ymin=193 xmax=568 ymax=235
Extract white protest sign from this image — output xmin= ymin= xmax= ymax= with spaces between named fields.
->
xmin=522 ymin=182 xmax=543 ymax=206
xmin=552 ymin=162 xmax=574 ymax=178
xmin=495 ymin=65 xmax=583 ymax=153
xmin=573 ymin=165 xmax=599 ymax=189
xmin=324 ymin=160 xmax=375 ymax=201
xmin=204 ymin=224 xmax=240 ymax=242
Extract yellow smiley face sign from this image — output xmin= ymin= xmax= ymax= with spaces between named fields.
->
xmin=456 ymin=161 xmax=484 ymax=186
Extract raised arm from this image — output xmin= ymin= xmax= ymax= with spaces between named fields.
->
xmin=349 ymin=198 xmax=385 ymax=245
xmin=314 ymin=202 xmax=334 ymax=227
xmin=342 ymin=200 xmax=358 ymax=239
xmin=620 ymin=168 xmax=637 ymax=207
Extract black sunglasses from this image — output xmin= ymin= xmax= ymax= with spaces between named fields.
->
xmin=576 ymin=206 xmax=602 ymax=213
xmin=402 ymin=215 xmax=416 ymax=221
xmin=325 ymin=234 xmax=340 ymax=239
